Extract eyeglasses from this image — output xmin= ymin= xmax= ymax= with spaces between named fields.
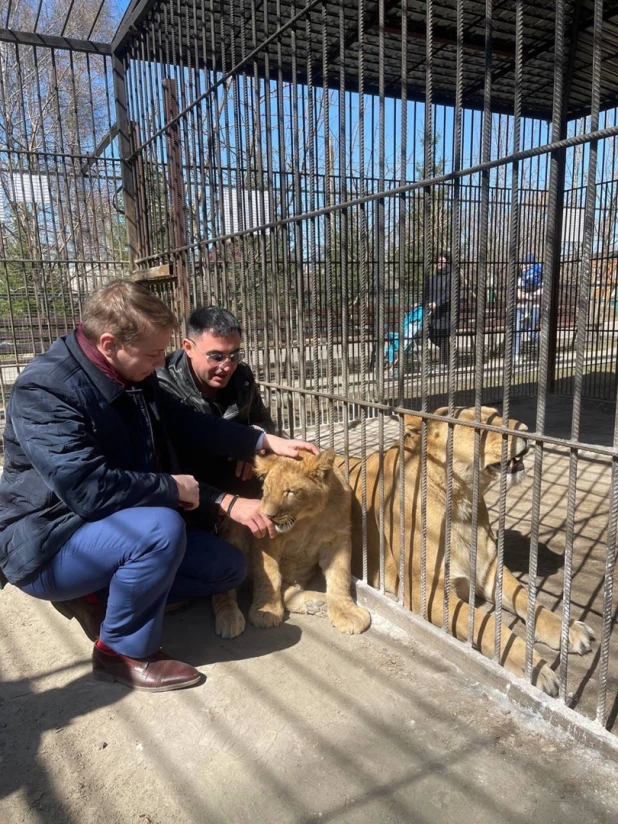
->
xmin=188 ymin=339 xmax=244 ymax=365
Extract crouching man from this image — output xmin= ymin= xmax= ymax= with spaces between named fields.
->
xmin=157 ymin=306 xmax=277 ymax=530
xmin=0 ymin=281 xmax=317 ymax=692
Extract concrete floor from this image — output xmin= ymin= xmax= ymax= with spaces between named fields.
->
xmin=1 ymin=584 xmax=618 ymax=824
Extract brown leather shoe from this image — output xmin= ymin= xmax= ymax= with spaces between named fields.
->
xmin=52 ymin=597 xmax=105 ymax=642
xmin=92 ymin=646 xmax=202 ymax=692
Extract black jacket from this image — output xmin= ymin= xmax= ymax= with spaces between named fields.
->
xmin=423 ymin=264 xmax=457 ymax=332
xmin=156 ymin=351 xmax=277 ymax=514
xmin=157 ymin=349 xmax=276 ymax=433
xmin=423 ymin=264 xmax=452 ymax=313
xmin=0 ymin=332 xmax=261 ymax=586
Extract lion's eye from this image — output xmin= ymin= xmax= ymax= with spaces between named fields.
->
xmin=285 ymin=489 xmax=296 ymax=497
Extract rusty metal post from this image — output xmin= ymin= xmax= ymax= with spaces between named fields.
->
xmin=162 ymin=78 xmax=190 ymax=323
xmin=131 ymin=121 xmax=149 ymax=265
xmin=112 ymin=54 xmax=140 ymax=271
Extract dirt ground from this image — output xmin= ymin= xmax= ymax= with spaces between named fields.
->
xmin=1 ymin=583 xmax=618 ymax=824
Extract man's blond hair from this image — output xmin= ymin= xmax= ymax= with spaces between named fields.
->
xmin=82 ymin=280 xmax=178 ymax=345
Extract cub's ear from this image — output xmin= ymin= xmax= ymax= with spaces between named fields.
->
xmin=403 ymin=415 xmax=423 ymax=442
xmin=305 ymin=448 xmax=335 ymax=480
xmin=253 ymin=453 xmax=279 ymax=479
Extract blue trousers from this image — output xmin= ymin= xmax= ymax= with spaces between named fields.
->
xmin=20 ymin=507 xmax=246 ymax=658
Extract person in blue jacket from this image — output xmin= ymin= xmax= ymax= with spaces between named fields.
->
xmin=514 ymin=253 xmax=543 ymax=361
xmin=0 ymin=281 xmax=317 ymax=692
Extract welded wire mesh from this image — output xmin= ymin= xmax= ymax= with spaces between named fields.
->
xmin=1 ymin=0 xmax=617 ymax=734
xmin=111 ymin=0 xmax=618 ymax=733
xmin=0 ymin=34 xmax=129 ymax=446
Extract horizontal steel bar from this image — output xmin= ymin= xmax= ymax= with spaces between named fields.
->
xmin=256 ymin=379 xmax=618 ymax=459
xmin=134 ymin=121 xmax=618 ymax=265
xmin=1 ymin=147 xmax=120 ymax=163
xmin=0 ymin=27 xmax=111 ymax=55
xmin=80 ymin=124 xmax=119 ymax=173
xmin=0 ymin=257 xmax=128 ymax=265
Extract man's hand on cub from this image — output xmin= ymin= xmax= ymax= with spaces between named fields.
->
xmin=237 ymin=433 xmax=318 ymax=481
xmin=222 ymin=495 xmax=277 ymax=539
xmin=262 ymin=433 xmax=319 ymax=458
xmin=172 ymin=474 xmax=200 ymax=510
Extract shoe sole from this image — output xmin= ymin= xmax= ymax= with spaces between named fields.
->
xmin=52 ymin=602 xmax=99 ymax=642
xmin=92 ymin=670 xmax=203 ymax=692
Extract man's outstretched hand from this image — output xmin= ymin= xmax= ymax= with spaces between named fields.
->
xmin=261 ymin=433 xmax=319 ymax=458
xmin=222 ymin=495 xmax=277 ymax=539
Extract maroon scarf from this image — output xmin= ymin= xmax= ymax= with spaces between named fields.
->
xmin=76 ymin=324 xmax=131 ymax=388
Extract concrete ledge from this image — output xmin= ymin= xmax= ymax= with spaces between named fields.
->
xmin=353 ymin=578 xmax=618 ymax=761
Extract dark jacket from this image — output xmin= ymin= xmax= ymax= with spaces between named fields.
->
xmin=156 ymin=350 xmax=277 ymax=511
xmin=0 ymin=332 xmax=261 ymax=586
xmin=423 ymin=264 xmax=457 ymax=333
xmin=157 ymin=349 xmax=276 ymax=433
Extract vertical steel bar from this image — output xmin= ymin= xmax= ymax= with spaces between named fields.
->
xmin=469 ymin=0 xmax=493 ymax=645
xmin=113 ymin=54 xmax=140 ymax=269
xmin=495 ymin=0 xmax=523 ymax=661
xmin=560 ymin=0 xmax=602 ymax=701
xmin=526 ymin=0 xmax=566 ymax=681
xmin=162 ymin=78 xmax=190 ymax=321
xmin=443 ymin=0 xmax=464 ymax=631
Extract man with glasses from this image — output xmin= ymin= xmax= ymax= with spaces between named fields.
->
xmin=157 ymin=306 xmax=277 ymax=535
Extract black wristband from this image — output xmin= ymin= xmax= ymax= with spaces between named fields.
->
xmin=226 ymin=494 xmax=240 ymax=518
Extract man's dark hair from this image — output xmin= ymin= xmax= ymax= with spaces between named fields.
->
xmin=186 ymin=306 xmax=242 ymax=339
xmin=436 ymin=250 xmax=451 ymax=264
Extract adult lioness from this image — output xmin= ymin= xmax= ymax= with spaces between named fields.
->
xmin=341 ymin=406 xmax=593 ymax=696
xmin=213 ymin=449 xmax=371 ymax=638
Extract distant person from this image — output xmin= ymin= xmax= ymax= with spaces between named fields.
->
xmin=423 ymin=251 xmax=457 ymax=371
xmin=514 ymin=253 xmax=543 ymax=361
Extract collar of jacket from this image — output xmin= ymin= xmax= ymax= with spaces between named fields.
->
xmin=176 ymin=347 xmax=201 ymax=395
xmin=65 ymin=330 xmax=156 ymax=403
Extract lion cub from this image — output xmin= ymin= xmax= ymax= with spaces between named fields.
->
xmin=213 ymin=449 xmax=371 ymax=638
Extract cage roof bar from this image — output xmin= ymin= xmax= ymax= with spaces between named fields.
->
xmin=110 ymin=0 xmax=618 ymax=121
xmin=60 ymin=0 xmax=78 ymax=38
xmin=33 ymin=0 xmax=45 ymax=33
xmin=111 ymin=0 xmax=161 ymax=54
xmin=88 ymin=0 xmax=110 ymax=40
xmin=0 ymin=27 xmax=112 ymax=54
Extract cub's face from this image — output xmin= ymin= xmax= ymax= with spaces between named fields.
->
xmin=405 ymin=406 xmax=529 ymax=491
xmin=254 ymin=449 xmax=335 ymax=534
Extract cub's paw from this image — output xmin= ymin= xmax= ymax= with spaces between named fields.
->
xmin=304 ymin=598 xmax=328 ymax=617
xmin=568 ymin=620 xmax=594 ymax=655
xmin=532 ymin=662 xmax=559 ymax=697
xmin=284 ymin=588 xmax=328 ymax=617
xmin=249 ymin=603 xmax=285 ymax=629
xmin=215 ymin=604 xmax=246 ymax=639
xmin=329 ymin=603 xmax=371 ymax=635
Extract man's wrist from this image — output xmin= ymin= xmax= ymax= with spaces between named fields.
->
xmin=217 ymin=493 xmax=234 ymax=514
xmin=255 ymin=431 xmax=267 ymax=452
